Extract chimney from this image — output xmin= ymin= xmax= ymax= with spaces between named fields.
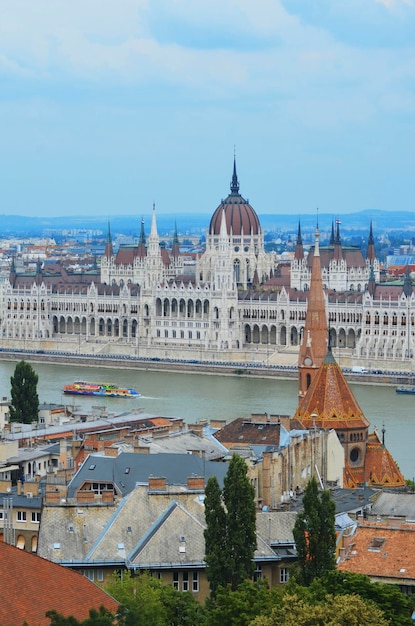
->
xmin=187 ymin=476 xmax=205 ymax=491
xmin=148 ymin=477 xmax=167 ymax=492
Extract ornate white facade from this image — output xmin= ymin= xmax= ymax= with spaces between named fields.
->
xmin=0 ymin=162 xmax=414 ymax=371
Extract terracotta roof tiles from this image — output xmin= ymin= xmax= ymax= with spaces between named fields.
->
xmin=0 ymin=541 xmax=118 ymax=626
xmin=338 ymin=524 xmax=415 ymax=582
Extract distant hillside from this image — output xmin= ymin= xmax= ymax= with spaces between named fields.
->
xmin=0 ymin=210 xmax=414 ymax=238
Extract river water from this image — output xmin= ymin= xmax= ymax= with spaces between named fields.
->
xmin=0 ymin=360 xmax=412 ymax=480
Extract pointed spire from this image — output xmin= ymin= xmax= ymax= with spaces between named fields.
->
xmin=297 ymin=220 xmax=302 ymax=245
xmin=219 ymin=208 xmax=228 ymax=237
xmin=333 ymin=219 xmax=343 ymax=261
xmin=139 ymin=218 xmax=146 ymax=245
xmin=230 ymin=156 xmax=240 ymax=195
xmin=150 ymin=203 xmax=158 ymax=237
xmin=335 ymin=219 xmax=341 ymax=245
xmin=173 ymin=221 xmax=179 ymax=245
xmin=298 ymin=222 xmax=328 ymax=398
xmin=368 ymin=220 xmax=374 ymax=245
xmin=294 ymin=220 xmax=304 ymax=261
xmin=171 ymin=221 xmax=180 ymax=260
xmin=366 ymin=220 xmax=376 ymax=262
xmin=330 ymin=220 xmax=335 ymax=245
xmin=314 ymin=221 xmax=320 ymax=257
xmin=105 ymin=221 xmax=113 ymax=258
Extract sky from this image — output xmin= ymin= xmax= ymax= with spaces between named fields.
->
xmin=1 ymin=0 xmax=415 ymax=218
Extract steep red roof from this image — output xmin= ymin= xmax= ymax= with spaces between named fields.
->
xmin=338 ymin=524 xmax=415 ymax=582
xmin=365 ymin=431 xmax=405 ymax=487
xmin=294 ymin=349 xmax=370 ymax=431
xmin=0 ymin=541 xmax=118 ymax=626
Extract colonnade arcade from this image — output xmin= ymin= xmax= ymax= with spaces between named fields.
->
xmin=155 ymin=296 xmax=210 ymax=318
xmin=51 ymin=315 xmax=138 ymax=340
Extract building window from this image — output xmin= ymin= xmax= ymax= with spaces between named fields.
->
xmin=31 ymin=512 xmax=40 ymax=523
xmin=182 ymin=571 xmax=189 ymax=591
xmin=173 ymin=572 xmax=179 ymax=590
xmin=254 ymin=564 xmax=262 ymax=581
xmin=97 ymin=569 xmax=104 ymax=582
xmin=280 ymin=567 xmax=289 ymax=583
xmin=17 ymin=511 xmax=26 ymax=522
xmin=192 ymin=571 xmax=199 ymax=592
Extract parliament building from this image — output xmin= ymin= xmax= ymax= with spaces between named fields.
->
xmin=1 ymin=161 xmax=414 ymax=371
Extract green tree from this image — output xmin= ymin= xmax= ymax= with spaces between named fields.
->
xmin=321 ymin=571 xmax=413 ymax=626
xmin=204 ymin=454 xmax=257 ymax=595
xmin=106 ymin=570 xmax=205 ymax=626
xmin=10 ymin=360 xmax=39 ymax=423
xmin=45 ymin=606 xmax=115 ymax=625
xmin=204 ymin=475 xmax=229 ymax=597
xmin=205 ymin=579 xmax=272 ymax=626
xmin=292 ymin=477 xmax=336 ymax=585
xmin=250 ymin=592 xmax=389 ymax=626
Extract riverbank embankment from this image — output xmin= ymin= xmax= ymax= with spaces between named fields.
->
xmin=0 ymin=348 xmax=412 ymax=388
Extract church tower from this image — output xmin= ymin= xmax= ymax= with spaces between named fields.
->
xmin=298 ymin=223 xmax=328 ymax=398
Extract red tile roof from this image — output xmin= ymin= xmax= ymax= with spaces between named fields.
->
xmin=365 ymin=432 xmax=405 ymax=487
xmin=338 ymin=524 xmax=415 ymax=582
xmin=0 ymin=541 xmax=118 ymax=626
xmin=294 ymin=350 xmax=370 ymax=431
xmin=213 ymin=416 xmax=281 ymax=448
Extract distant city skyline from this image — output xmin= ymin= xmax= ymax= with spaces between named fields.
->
xmin=1 ymin=1 xmax=415 ymax=218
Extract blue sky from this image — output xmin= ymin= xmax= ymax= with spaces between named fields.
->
xmin=1 ymin=0 xmax=415 ymax=218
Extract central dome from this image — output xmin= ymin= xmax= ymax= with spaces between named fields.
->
xmin=209 ymin=160 xmax=260 ymax=236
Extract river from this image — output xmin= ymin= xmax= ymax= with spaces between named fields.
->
xmin=0 ymin=359 xmax=412 ymax=480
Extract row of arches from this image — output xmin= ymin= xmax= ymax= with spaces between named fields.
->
xmin=51 ymin=316 xmax=138 ymax=339
xmin=155 ymin=297 xmax=210 ymax=318
xmin=364 ymin=311 xmax=415 ymax=326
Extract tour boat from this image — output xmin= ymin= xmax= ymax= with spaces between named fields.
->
xmin=63 ymin=381 xmax=141 ymax=398
xmin=396 ymin=386 xmax=415 ymax=395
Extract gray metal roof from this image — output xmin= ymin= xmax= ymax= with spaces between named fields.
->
xmin=67 ymin=452 xmax=229 ymax=498
xmin=371 ymin=491 xmax=415 ymax=518
xmin=38 ymin=483 xmax=296 ymax=569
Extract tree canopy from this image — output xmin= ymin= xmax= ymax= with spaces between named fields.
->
xmin=204 ymin=454 xmax=257 ymax=595
xmin=106 ymin=571 xmax=204 ymax=626
xmin=10 ymin=360 xmax=39 ymax=423
xmin=293 ymin=477 xmax=336 ymax=585
xmin=250 ymin=592 xmax=389 ymax=626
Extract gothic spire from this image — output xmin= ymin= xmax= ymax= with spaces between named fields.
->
xmin=335 ymin=219 xmax=341 ymax=245
xmin=330 ymin=220 xmax=335 ymax=245
xmin=105 ymin=221 xmax=113 ymax=258
xmin=171 ymin=221 xmax=180 ymax=260
xmin=150 ymin=203 xmax=158 ymax=237
xmin=230 ymin=157 xmax=240 ymax=195
xmin=294 ymin=220 xmax=304 ymax=261
xmin=366 ymin=220 xmax=376 ymax=262
xmin=139 ymin=217 xmax=146 ymax=245
xmin=298 ymin=222 xmax=328 ymax=398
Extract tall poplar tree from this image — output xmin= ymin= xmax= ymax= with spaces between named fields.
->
xmin=10 ymin=360 xmax=39 ymax=424
xmin=204 ymin=454 xmax=257 ymax=595
xmin=293 ymin=476 xmax=336 ymax=585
